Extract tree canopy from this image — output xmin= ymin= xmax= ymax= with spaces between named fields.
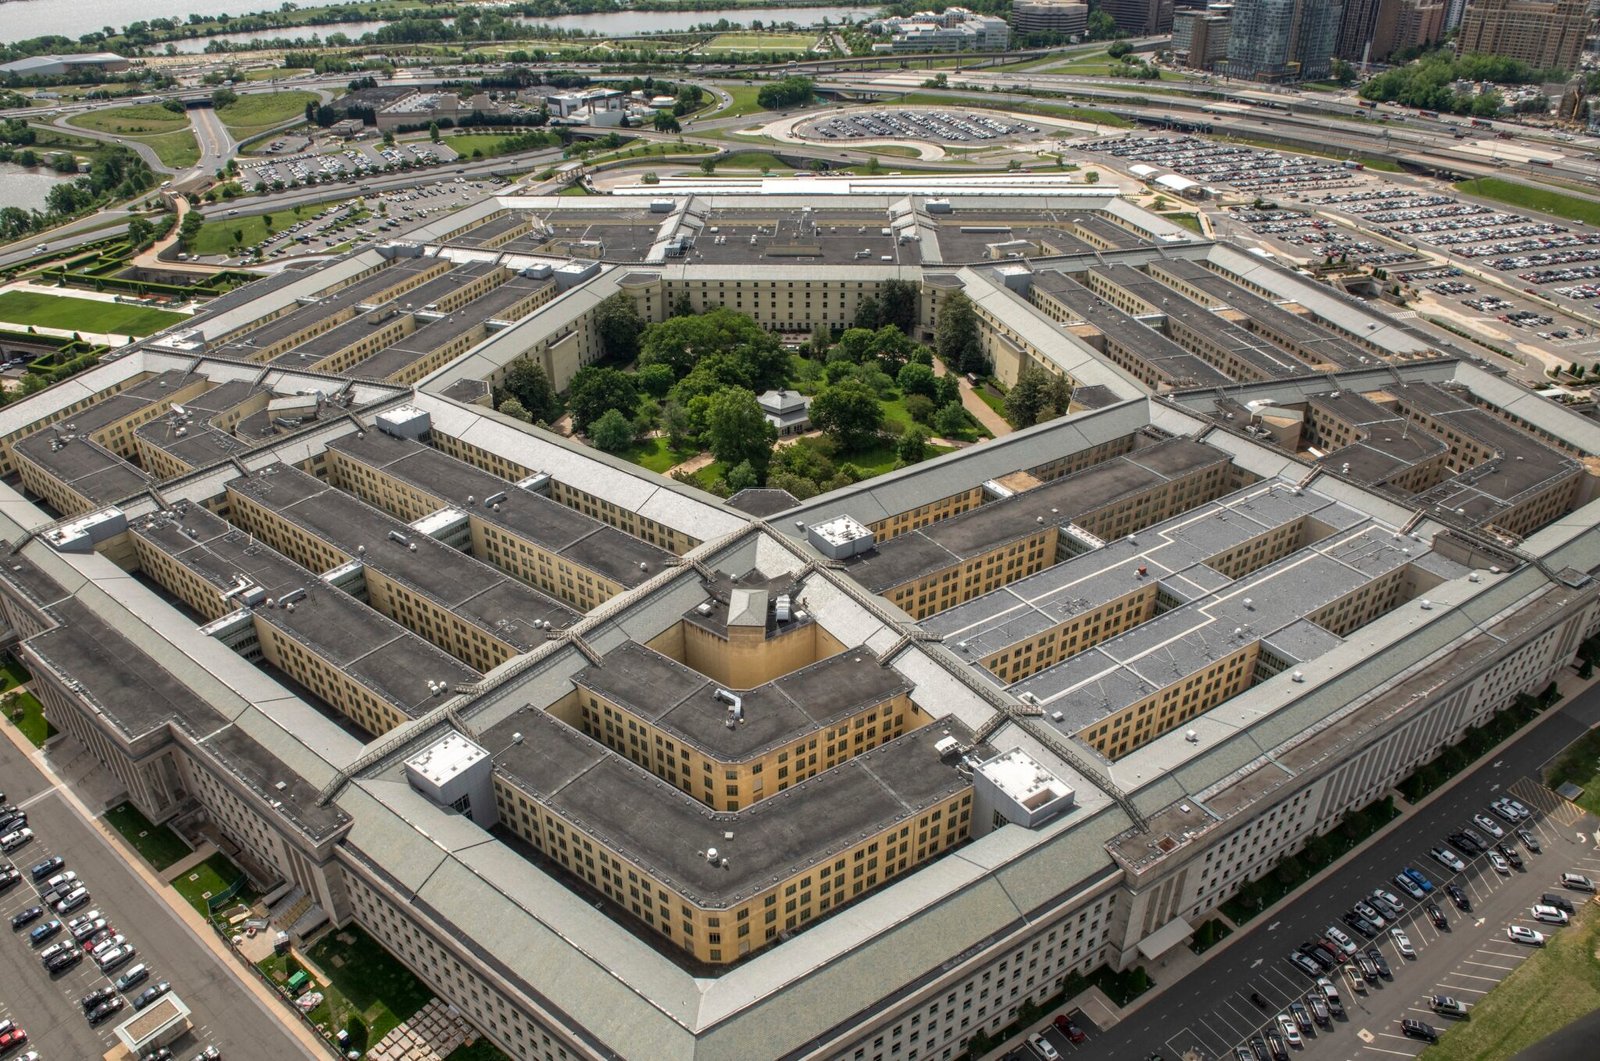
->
xmin=568 ymin=365 xmax=639 ymax=433
xmin=594 ymin=291 xmax=644 ymax=362
xmin=1003 ymin=365 xmax=1072 ymax=428
xmin=935 ymin=291 xmax=985 ymax=375
xmin=811 ymin=379 xmax=884 ymax=452
xmin=706 ymin=386 xmax=777 ymax=480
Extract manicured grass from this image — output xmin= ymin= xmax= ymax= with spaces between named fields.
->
xmin=1165 ymin=212 xmax=1204 ymax=234
xmin=0 ymin=290 xmax=186 ymax=336
xmin=189 ymin=200 xmax=360 ymax=257
xmin=442 ymin=132 xmax=521 ymax=159
xmin=172 ymin=852 xmax=244 ymax=914
xmin=615 ymin=436 xmax=682 ymax=474
xmin=721 ymin=151 xmax=790 ymax=171
xmin=104 ymin=801 xmax=192 ymax=871
xmin=0 ymin=655 xmax=29 ymax=692
xmin=67 ymin=104 xmax=189 ymax=137
xmin=859 ymin=144 xmax=923 ymax=158
xmin=306 ymin=924 xmax=434 ymax=1042
xmin=1546 ymin=726 xmax=1600 ymax=818
xmin=1456 ymin=176 xmax=1600 ymax=228
xmin=1424 ymin=903 xmax=1600 ymax=1060
xmin=712 ymin=85 xmax=772 ymax=120
xmin=702 ymin=33 xmax=815 ymax=53
xmin=5 ymin=690 xmax=55 ymax=748
xmin=215 ymin=91 xmax=318 ymax=137
xmin=140 ymin=129 xmax=200 ymax=169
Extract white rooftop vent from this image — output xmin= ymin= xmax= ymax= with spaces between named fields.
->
xmin=1185 ymin=730 xmax=1198 ymax=743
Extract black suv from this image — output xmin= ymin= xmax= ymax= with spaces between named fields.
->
xmin=1402 ymin=1019 xmax=1439 ymax=1043
xmin=1540 ymin=893 xmax=1575 ymax=914
xmin=1446 ymin=883 xmax=1471 ymax=912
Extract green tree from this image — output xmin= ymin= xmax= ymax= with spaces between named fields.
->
xmin=653 ymin=110 xmax=681 ymax=133
xmin=725 ymin=459 xmax=760 ymax=493
xmin=589 ymin=407 xmax=635 ymax=453
xmin=496 ymin=398 xmax=531 ymax=422
xmin=428 ymin=120 xmax=441 ymax=143
xmin=594 ymin=291 xmax=645 ymax=362
xmin=707 ymin=386 xmax=777 ymax=479
xmin=1004 ymin=364 xmax=1070 ymax=428
xmin=935 ymin=291 xmax=984 ymax=375
xmin=501 ymin=360 xmax=560 ymax=422
xmin=932 ymin=401 xmax=967 ymax=438
xmin=898 ymin=424 xmax=930 ymax=464
xmin=756 ymin=76 xmax=814 ymax=110
xmin=211 ymin=87 xmax=238 ymax=109
xmin=178 ymin=209 xmax=203 ymax=251
xmin=1084 ymin=170 xmax=1100 ymax=184
xmin=127 ymin=216 xmax=153 ymax=246
xmin=663 ymin=399 xmax=697 ymax=451
xmin=932 ymin=373 xmax=961 ymax=407
xmin=904 ymin=394 xmax=935 ymax=423
xmin=879 ymin=278 xmax=919 ymax=334
xmin=896 ymin=362 xmax=937 ymax=399
xmin=811 ymin=379 xmax=883 ymax=451
xmin=699 ymin=157 xmax=717 ymax=176
xmin=1107 ymin=41 xmax=1133 ymax=59
xmin=854 ymin=293 xmax=883 ymax=331
xmin=567 ymin=365 xmax=639 ymax=432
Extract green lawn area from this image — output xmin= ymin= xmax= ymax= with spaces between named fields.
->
xmin=1456 ymin=176 xmax=1600 ymax=227
xmin=720 ymin=151 xmax=790 ymax=171
xmin=215 ymin=90 xmax=318 ymax=137
xmin=701 ymin=32 xmax=815 ymax=53
xmin=172 ymin=852 xmax=245 ymax=914
xmin=5 ymin=690 xmax=55 ymax=748
xmin=305 ymin=924 xmax=435 ymax=1042
xmin=442 ymin=132 xmax=523 ymax=159
xmin=65 ymin=103 xmax=199 ymax=168
xmin=712 ymin=84 xmax=774 ymax=120
xmin=859 ymin=144 xmax=923 ymax=158
xmin=0 ymin=655 xmax=29 ymax=692
xmin=190 ymin=200 xmax=360 ymax=257
xmin=1546 ymin=727 xmax=1600 ymax=818
xmin=615 ymin=436 xmax=683 ymax=474
xmin=1164 ymin=212 xmax=1204 ymax=234
xmin=0 ymin=290 xmax=186 ymax=337
xmin=104 ymin=801 xmax=192 ymax=871
xmin=1423 ymin=903 xmax=1600 ymax=1060
xmin=67 ymin=103 xmax=189 ymax=137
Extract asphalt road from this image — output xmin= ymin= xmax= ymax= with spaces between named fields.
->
xmin=1004 ymin=681 xmax=1600 ymax=1061
xmin=0 ymin=735 xmax=310 ymax=1061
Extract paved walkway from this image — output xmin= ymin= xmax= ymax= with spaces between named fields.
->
xmin=933 ymin=358 xmax=1012 ymax=437
xmin=162 ymin=840 xmax=221 ymax=883
xmin=0 ymin=718 xmax=329 ymax=1060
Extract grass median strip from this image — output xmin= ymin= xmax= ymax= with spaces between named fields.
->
xmin=1456 ymin=177 xmax=1600 ymax=228
xmin=1423 ymin=902 xmax=1600 ymax=1060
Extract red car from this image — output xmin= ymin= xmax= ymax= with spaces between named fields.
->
xmin=1052 ymin=1014 xmax=1088 ymax=1043
xmin=0 ymin=1028 xmax=28 ymax=1052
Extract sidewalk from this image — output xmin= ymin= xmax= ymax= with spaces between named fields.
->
xmin=932 ymin=358 xmax=1012 ymax=437
xmin=0 ymin=719 xmax=328 ymax=1059
xmin=981 ymin=665 xmax=1600 ymax=1060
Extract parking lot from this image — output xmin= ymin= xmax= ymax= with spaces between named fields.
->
xmin=1000 ymin=684 xmax=1600 ymax=1061
xmin=1309 ymin=189 xmax=1600 ymax=268
xmin=0 ymin=731 xmax=308 ymax=1061
xmin=1220 ymin=207 xmax=1416 ymax=268
xmin=800 ymin=109 xmax=1039 ymax=144
xmin=1083 ymin=136 xmax=1359 ymax=193
xmin=240 ymin=140 xmax=459 ymax=191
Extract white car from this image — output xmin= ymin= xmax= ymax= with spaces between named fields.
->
xmin=1026 ymin=1032 xmax=1060 ymax=1061
xmin=1473 ymin=814 xmax=1506 ymax=838
xmin=0 ymin=827 xmax=32 ymax=851
xmin=1277 ymin=1013 xmax=1302 ymax=1046
xmin=89 ymin=933 xmax=126 ymax=959
xmin=1531 ymin=904 xmax=1570 ymax=925
xmin=1325 ymin=925 xmax=1359 ymax=954
xmin=1431 ymin=846 xmax=1466 ymax=872
xmin=1507 ymin=925 xmax=1546 ymax=945
xmin=1390 ymin=927 xmax=1416 ymax=958
xmin=1489 ymin=852 xmax=1511 ymax=875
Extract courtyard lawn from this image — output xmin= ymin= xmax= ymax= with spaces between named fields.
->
xmin=306 ymin=925 xmax=434 ymax=1041
xmin=0 ymin=655 xmax=29 ymax=691
xmin=5 ymin=690 xmax=54 ymax=747
xmin=615 ymin=436 xmax=680 ymax=474
xmin=1456 ymin=176 xmax=1600 ymax=228
xmin=172 ymin=852 xmax=245 ymax=914
xmin=1425 ymin=903 xmax=1600 ymax=1060
xmin=215 ymin=90 xmax=318 ymax=137
xmin=0 ymin=290 xmax=186 ymax=337
xmin=104 ymin=801 xmax=192 ymax=871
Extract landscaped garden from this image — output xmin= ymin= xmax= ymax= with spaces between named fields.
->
xmin=173 ymin=851 xmax=247 ymax=914
xmin=0 ymin=290 xmax=186 ymax=337
xmin=492 ymin=286 xmax=1011 ymax=497
xmin=3 ymin=688 xmax=54 ymax=747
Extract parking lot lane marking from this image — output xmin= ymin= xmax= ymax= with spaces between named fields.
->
xmin=1365 ymin=1046 xmax=1425 ymax=1057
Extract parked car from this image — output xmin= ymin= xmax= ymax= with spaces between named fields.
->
xmin=1473 ymin=814 xmax=1506 ymax=838
xmin=1506 ymin=925 xmax=1546 ymax=946
xmin=97 ymin=944 xmax=136 ymax=971
xmin=1393 ymin=873 xmax=1427 ymax=900
xmin=1342 ymin=911 xmax=1380 ymax=939
xmin=1518 ymin=828 xmax=1542 ymax=853
xmin=0 ymin=1029 xmax=27 ymax=1052
xmin=1489 ymin=852 xmax=1511 ymax=875
xmin=1353 ymin=900 xmax=1387 ymax=928
xmin=1426 ymin=902 xmax=1449 ymax=929
xmin=1288 ymin=1001 xmax=1313 ymax=1034
xmin=80 ymin=986 xmax=116 ymax=1010
xmin=1449 ymin=832 xmax=1483 ymax=857
xmin=1431 ymin=995 xmax=1469 ymax=1018
xmin=0 ymin=827 xmax=34 ymax=852
xmin=1540 ymin=892 xmax=1575 ymax=914
xmin=1304 ymin=992 xmax=1330 ymax=1026
xmin=44 ymin=948 xmax=81 ymax=973
xmin=1370 ymin=889 xmax=1406 ymax=917
xmin=1531 ymin=904 xmax=1570 ymax=925
xmin=87 ymin=997 xmax=125 ymax=1026
xmin=131 ymin=981 xmax=172 ymax=1012
xmin=28 ymin=856 xmax=63 ymax=881
xmin=115 ymin=963 xmax=149 ymax=991
xmin=1431 ymin=846 xmax=1466 ymax=873
xmin=27 ymin=919 xmax=60 ymax=945
xmin=1560 ymin=872 xmax=1596 ymax=892
xmin=1354 ymin=951 xmax=1380 ymax=980
xmin=1365 ymin=947 xmax=1391 ymax=980
xmin=1404 ymin=867 xmax=1436 ymax=892
xmin=1288 ymin=951 xmax=1322 ymax=977
xmin=1496 ymin=843 xmax=1524 ymax=870
xmin=1025 ymin=1032 xmax=1060 ymax=1061
xmin=10 ymin=906 xmax=42 ymax=930
xmin=1276 ymin=1014 xmax=1301 ymax=1047
xmin=1401 ymin=1019 xmax=1439 ymax=1043
xmin=1390 ymin=927 xmax=1416 ymax=958
xmin=1447 ymin=883 xmax=1471 ymax=911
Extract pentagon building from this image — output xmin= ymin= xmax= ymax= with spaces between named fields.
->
xmin=1 ymin=178 xmax=1597 ymax=1061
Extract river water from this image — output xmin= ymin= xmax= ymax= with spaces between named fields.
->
xmin=4 ymin=1 xmax=878 ymax=46
xmin=0 ymin=165 xmax=73 ymax=212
